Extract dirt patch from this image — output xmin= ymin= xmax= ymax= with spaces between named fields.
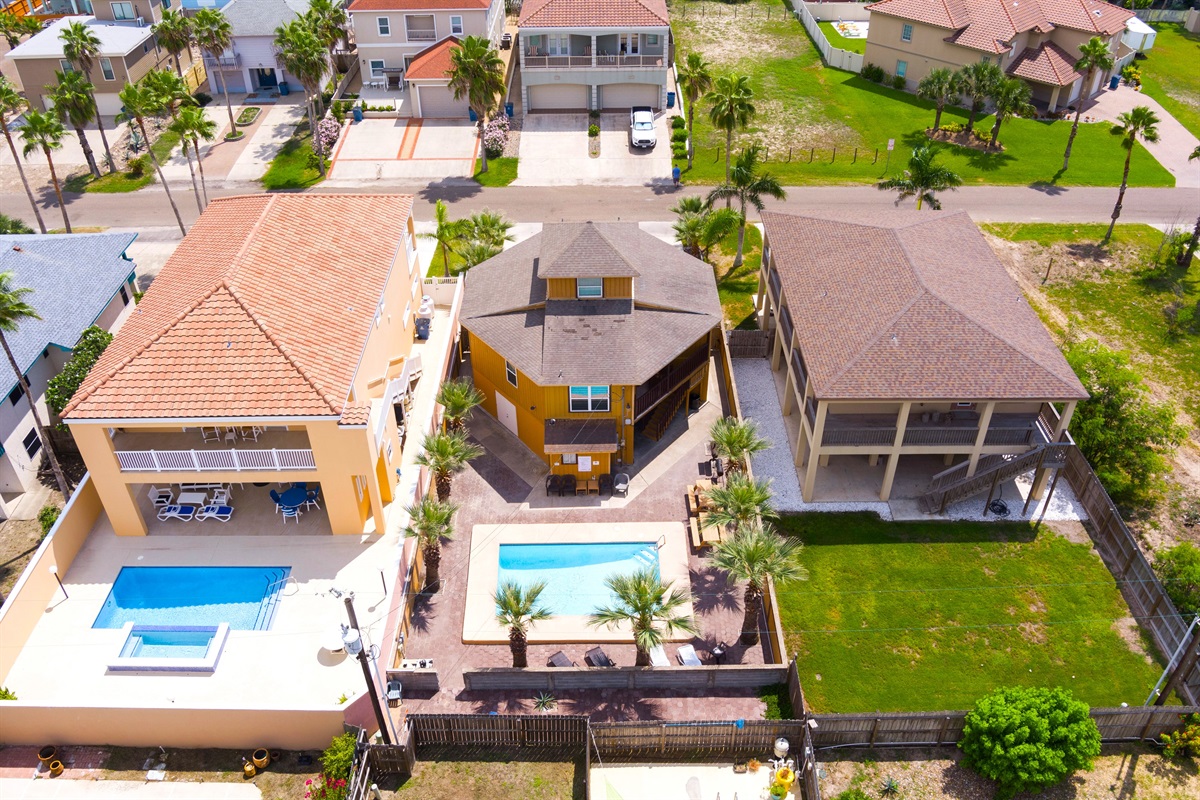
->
xmin=673 ymin=3 xmax=793 ymax=67
xmin=1112 ymin=616 xmax=1155 ymax=665
xmin=1 ymin=518 xmax=47 ymax=600
xmin=1021 ymin=589 xmax=1047 ymax=615
xmin=1018 ymin=621 xmax=1049 ymax=644
xmin=927 ymin=128 xmax=1003 ymax=152
xmin=100 ymin=747 xmax=320 ymax=800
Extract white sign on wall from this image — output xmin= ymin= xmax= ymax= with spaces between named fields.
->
xmin=578 ymin=456 xmax=593 ymax=472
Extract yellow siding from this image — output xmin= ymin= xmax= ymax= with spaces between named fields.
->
xmin=547 ymin=279 xmax=576 ymax=299
xmin=604 ymin=277 xmax=633 ymax=298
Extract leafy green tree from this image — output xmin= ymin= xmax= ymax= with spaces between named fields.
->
xmin=59 ymin=20 xmax=113 ymax=171
xmin=447 ymin=36 xmax=505 ymax=174
xmin=877 ymin=145 xmax=962 ymax=210
xmin=1153 ymin=543 xmax=1200 ymax=617
xmin=494 ymin=580 xmax=551 ymax=667
xmin=0 ymin=215 xmax=32 ymax=234
xmin=589 ymin=567 xmax=699 ymax=667
xmin=711 ymin=522 xmax=808 ymax=646
xmin=0 ymin=78 xmax=46 ymax=234
xmin=49 ymin=70 xmax=101 ymax=179
xmin=274 ymin=18 xmax=330 ymax=176
xmin=954 ymin=61 xmax=1002 ymax=135
xmin=193 ymin=8 xmax=238 ymax=138
xmin=171 ymin=105 xmax=218 ymax=210
xmin=987 ymin=77 xmax=1033 ymax=150
xmin=706 ymin=144 xmax=786 ymax=268
xmin=320 ymin=731 xmax=357 ymax=780
xmin=1182 ymin=144 xmax=1200 ymax=267
xmin=415 ymin=430 xmax=483 ymax=501
xmin=118 ymin=78 xmax=187 ymax=236
xmin=1064 ymin=339 xmax=1185 ymax=503
xmin=706 ymin=72 xmax=755 ymax=191
xmin=1063 ymin=37 xmax=1115 ymax=171
xmin=0 ymin=11 xmax=41 ymax=49
xmin=709 ymin=415 xmax=770 ymax=472
xmin=47 ymin=326 xmax=113 ymax=419
xmin=153 ymin=9 xmax=194 ymax=78
xmin=420 ymin=199 xmax=465 ymax=277
xmin=676 ymin=52 xmax=713 ymax=170
xmin=671 ymin=196 xmax=739 ymax=262
xmin=916 ymin=67 xmax=958 ymax=131
xmin=403 ymin=495 xmax=457 ymax=592
xmin=702 ymin=472 xmax=777 ymax=532
xmin=959 ymin=686 xmax=1100 ymax=799
xmin=1104 ymin=106 xmax=1160 ymax=244
xmin=436 ymin=377 xmax=484 ymax=432
xmin=18 ymin=109 xmax=71 ymax=233
xmin=305 ymin=0 xmax=349 ymax=68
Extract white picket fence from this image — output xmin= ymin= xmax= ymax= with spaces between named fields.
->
xmin=1136 ymin=9 xmax=1188 ymax=23
xmin=796 ymin=3 xmax=864 ymax=74
xmin=803 ymin=1 xmax=871 ymax=22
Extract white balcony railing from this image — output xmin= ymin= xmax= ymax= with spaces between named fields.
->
xmin=406 ymin=29 xmax=436 ymax=41
xmin=115 ymin=448 xmax=316 ymax=472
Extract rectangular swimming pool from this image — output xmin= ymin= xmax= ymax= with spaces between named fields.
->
xmin=108 ymin=623 xmax=231 ymax=672
xmin=497 ymin=542 xmax=658 ymax=616
xmin=93 ymin=566 xmax=290 ymax=631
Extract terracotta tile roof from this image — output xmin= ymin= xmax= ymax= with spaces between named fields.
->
xmin=760 ymin=210 xmax=1088 ymax=402
xmin=405 ymin=36 xmax=460 ymax=81
xmin=1008 ymin=41 xmax=1083 ymax=85
xmin=1040 ymin=0 xmax=1133 ymax=34
xmin=867 ymin=0 xmax=972 ymax=30
xmin=519 ymin=0 xmax=669 ymax=28
xmin=349 ymin=0 xmax=489 ymax=11
xmin=64 ymin=194 xmax=415 ymax=422
xmin=339 ymin=403 xmax=372 ymax=426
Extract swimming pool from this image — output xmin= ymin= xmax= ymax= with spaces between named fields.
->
xmin=497 ymin=542 xmax=658 ymax=616
xmin=93 ymin=566 xmax=290 ymax=631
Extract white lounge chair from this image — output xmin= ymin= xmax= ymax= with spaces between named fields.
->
xmin=196 ymin=505 xmax=234 ymax=522
xmin=676 ymin=644 xmax=702 ymax=667
xmin=649 ymin=644 xmax=669 ymax=667
xmin=157 ymin=505 xmax=196 ymax=522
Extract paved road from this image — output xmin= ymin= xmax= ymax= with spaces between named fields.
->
xmin=2 ymin=182 xmax=1197 ymax=232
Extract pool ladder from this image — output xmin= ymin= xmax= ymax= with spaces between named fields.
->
xmin=251 ymin=569 xmax=291 ymax=631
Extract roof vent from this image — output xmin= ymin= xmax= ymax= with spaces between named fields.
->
xmin=11 ymin=245 xmax=22 ymax=252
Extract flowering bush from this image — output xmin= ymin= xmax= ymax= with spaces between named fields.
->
xmin=304 ymin=774 xmax=349 ymax=800
xmin=313 ymin=118 xmax=342 ymax=156
xmin=482 ymin=115 xmax=509 ymax=157
xmin=488 ymin=112 xmax=510 ymax=132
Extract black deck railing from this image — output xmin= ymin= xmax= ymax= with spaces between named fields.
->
xmin=633 ymin=347 xmax=708 ymax=420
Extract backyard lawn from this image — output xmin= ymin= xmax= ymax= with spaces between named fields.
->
xmin=390 ymin=754 xmax=583 ymax=799
xmin=671 ymin=0 xmax=1172 ymax=187
xmin=1140 ymin=24 xmax=1200 ymax=139
xmin=713 ymin=224 xmax=763 ymax=329
xmin=776 ymin=513 xmax=1165 ymax=713
xmin=261 ymin=123 xmax=325 ymax=190
xmin=817 ymin=21 xmax=866 ymax=55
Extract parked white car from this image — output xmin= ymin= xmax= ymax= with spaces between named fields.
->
xmin=630 ymin=107 xmax=656 ymax=148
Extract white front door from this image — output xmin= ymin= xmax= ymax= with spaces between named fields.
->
xmin=495 ymin=393 xmax=519 ymax=437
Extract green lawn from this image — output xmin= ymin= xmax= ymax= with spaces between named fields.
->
xmin=984 ymin=222 xmax=1199 ymax=419
xmin=261 ymin=124 xmax=325 ymax=190
xmin=392 ymin=755 xmax=582 ymax=799
xmin=1139 ymin=24 xmax=1200 ymax=138
xmin=64 ymin=125 xmax=183 ymax=194
xmin=777 ymin=513 xmax=1166 ymax=713
xmin=818 ymin=22 xmax=866 ymax=55
xmin=673 ymin=0 xmax=1172 ymax=187
xmin=429 ymin=241 xmax=467 ymax=277
xmin=713 ymin=223 xmax=762 ymax=329
xmin=475 ymin=156 xmax=518 ymax=186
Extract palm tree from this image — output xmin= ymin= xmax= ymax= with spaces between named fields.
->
xmin=0 ymin=215 xmax=32 ymax=234
xmin=494 ymin=580 xmax=551 ymax=668
xmin=0 ymin=13 xmax=41 ymax=49
xmin=464 ymin=210 xmax=515 ymax=250
xmin=670 ymin=196 xmax=739 ymax=262
xmin=0 ymin=78 xmax=47 ymax=234
xmin=987 ymin=77 xmax=1033 ymax=150
xmin=711 ymin=522 xmax=808 ymax=646
xmin=117 ymin=79 xmax=187 ymax=236
xmin=153 ymin=9 xmax=194 ymax=78
xmin=589 ymin=567 xmax=699 ymax=667
xmin=59 ymin=20 xmax=113 ymax=172
xmin=706 ymin=144 xmax=786 ymax=268
xmin=447 ymin=36 xmax=505 ymax=174
xmin=0 ymin=272 xmax=71 ymax=498
xmin=19 ymin=110 xmax=71 ymax=233
xmin=676 ymin=52 xmax=713 ymax=170
xmin=1104 ymin=106 xmax=1160 ymax=244
xmin=916 ymin=67 xmax=958 ymax=132
xmin=415 ymin=430 xmax=483 ymax=501
xmin=1180 ymin=145 xmax=1200 ymax=267
xmin=877 ymin=145 xmax=963 ymax=210
xmin=305 ymin=0 xmax=349 ymax=69
xmin=706 ymin=72 xmax=755 ymax=192
xmin=437 ymin=378 xmax=485 ymax=432
xmin=421 ymin=199 xmax=465 ymax=277
xmin=954 ymin=61 xmax=1001 ymax=135
xmin=702 ymin=472 xmax=777 ymax=532
xmin=1063 ymin=37 xmax=1115 ymax=171
xmin=709 ymin=416 xmax=770 ymax=473
xmin=49 ymin=70 xmax=101 ymax=179
xmin=193 ymin=8 xmax=239 ymax=139
xmin=275 ymin=19 xmax=330 ymax=176
xmin=402 ymin=495 xmax=457 ymax=592
xmin=459 ymin=242 xmax=501 ymax=268
xmin=143 ymin=69 xmax=204 ymax=212
xmin=171 ymin=106 xmax=217 ymax=209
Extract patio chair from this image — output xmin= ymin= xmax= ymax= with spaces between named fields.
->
xmin=676 ymin=644 xmax=703 ymax=667
xmin=196 ymin=505 xmax=234 ymax=522
xmin=270 ymin=489 xmax=284 ymax=513
xmin=585 ymin=646 xmax=615 ymax=667
xmin=546 ymin=650 xmax=576 ymax=668
xmin=294 ymin=482 xmax=308 ymax=491
xmin=223 ymin=429 xmax=237 ymax=445
xmin=304 ymin=489 xmax=321 ymax=510
xmin=649 ymin=644 xmax=669 ymax=667
xmin=210 ymin=487 xmax=231 ymax=505
xmin=560 ymin=474 xmax=577 ymax=497
xmin=282 ymin=506 xmax=302 ymax=524
xmin=599 ymin=474 xmax=613 ymax=496
xmin=546 ymin=474 xmax=563 ymax=496
xmin=148 ymin=486 xmax=173 ymax=507
xmin=157 ymin=505 xmax=196 ymax=522
xmin=613 ymin=472 xmax=630 ymax=497
xmin=201 ymin=426 xmax=221 ymax=444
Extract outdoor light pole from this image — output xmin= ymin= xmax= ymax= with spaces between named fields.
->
xmin=49 ymin=565 xmax=68 ymax=600
xmin=343 ymin=594 xmax=393 ymax=744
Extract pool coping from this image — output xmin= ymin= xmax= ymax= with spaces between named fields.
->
xmin=464 ymin=521 xmax=693 ymax=644
xmin=106 ymin=622 xmax=231 ymax=673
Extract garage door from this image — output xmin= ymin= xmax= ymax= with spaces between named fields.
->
xmin=212 ymin=71 xmax=246 ymax=95
xmin=417 ymin=85 xmax=470 ymax=118
xmin=601 ymin=83 xmax=660 ymax=110
xmin=93 ymin=92 xmax=125 ymax=117
xmin=528 ymin=83 xmax=587 ymax=111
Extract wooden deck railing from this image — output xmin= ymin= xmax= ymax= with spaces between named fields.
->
xmin=633 ymin=347 xmax=709 ymax=420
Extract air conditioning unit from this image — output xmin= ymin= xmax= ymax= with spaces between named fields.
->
xmin=135 ymin=16 xmax=144 ymax=27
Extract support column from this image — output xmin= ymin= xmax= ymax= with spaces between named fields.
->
xmin=591 ymin=85 xmax=598 ymax=111
xmin=781 ymin=368 xmax=795 ymax=416
xmin=1031 ymin=401 xmax=1076 ymax=499
xmin=966 ymin=401 xmax=996 ymax=478
xmin=770 ymin=308 xmax=786 ymax=371
xmin=793 ymin=421 xmax=808 ymax=468
xmin=307 ymin=421 xmax=372 ymax=535
xmin=1048 ymin=85 xmax=1062 ymax=113
xmin=591 ymin=34 xmax=597 ymax=68
xmin=879 ymin=402 xmax=911 ymax=501
xmin=802 ymin=401 xmax=827 ymax=502
xmin=70 ymin=424 xmax=147 ymax=536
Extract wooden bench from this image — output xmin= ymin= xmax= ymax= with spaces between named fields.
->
xmin=689 ymin=517 xmax=706 ymax=550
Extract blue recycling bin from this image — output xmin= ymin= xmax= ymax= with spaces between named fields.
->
xmin=667 ymin=91 xmax=675 ymax=108
xmin=468 ymin=108 xmax=477 ymax=122
xmin=352 ymin=106 xmax=363 ymax=122
xmin=1109 ymin=75 xmax=1120 ymax=90
xmin=505 ymin=101 xmax=514 ymax=117
xmin=278 ymin=81 xmax=290 ymax=96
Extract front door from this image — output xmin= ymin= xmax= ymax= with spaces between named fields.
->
xmin=255 ymin=68 xmax=279 ymax=89
xmin=495 ymin=393 xmax=519 ymax=438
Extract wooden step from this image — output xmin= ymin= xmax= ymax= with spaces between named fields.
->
xmin=643 ymin=386 xmax=687 ymax=442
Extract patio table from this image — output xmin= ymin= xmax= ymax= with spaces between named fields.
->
xmin=177 ymin=491 xmax=207 ymax=506
xmin=278 ymin=486 xmax=307 ymax=509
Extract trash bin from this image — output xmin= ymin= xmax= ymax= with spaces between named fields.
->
xmin=667 ymin=91 xmax=676 ymax=108
xmin=505 ymin=101 xmax=514 ymax=117
xmin=1109 ymin=75 xmax=1120 ymax=90
xmin=468 ymin=108 xmax=477 ymax=122
xmin=278 ymin=81 xmax=290 ymax=96
xmin=352 ymin=106 xmax=363 ymax=122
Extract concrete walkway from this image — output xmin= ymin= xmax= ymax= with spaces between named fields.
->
xmin=224 ymin=102 xmax=308 ymax=185
xmin=0 ymin=778 xmax=260 ymax=799
xmin=1085 ymin=85 xmax=1200 ymax=189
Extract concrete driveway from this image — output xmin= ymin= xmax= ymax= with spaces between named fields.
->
xmin=326 ymin=118 xmax=479 ymax=184
xmin=515 ymin=112 xmax=673 ymax=186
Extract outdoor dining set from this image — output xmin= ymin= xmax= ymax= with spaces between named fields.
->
xmin=270 ymin=483 xmax=322 ymax=523
xmin=199 ymin=426 xmax=264 ymax=445
xmin=546 ymin=643 xmax=722 ymax=668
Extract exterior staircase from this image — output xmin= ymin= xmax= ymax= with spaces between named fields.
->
xmin=916 ymin=442 xmax=1073 ymax=514
xmin=642 ymin=386 xmax=688 ymax=442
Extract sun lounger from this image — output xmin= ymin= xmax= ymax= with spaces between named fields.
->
xmin=677 ymin=644 xmax=702 ymax=667
xmin=649 ymin=644 xmax=669 ymax=667
xmin=547 ymin=651 xmax=576 ymax=667
xmin=585 ymin=646 xmax=615 ymax=667
xmin=156 ymin=505 xmax=196 ymax=522
xmin=196 ymin=505 xmax=234 ymax=522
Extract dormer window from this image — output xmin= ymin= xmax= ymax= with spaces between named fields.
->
xmin=577 ymin=278 xmax=603 ymax=298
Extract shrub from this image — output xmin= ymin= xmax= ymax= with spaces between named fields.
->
xmin=959 ymin=686 xmax=1100 ymax=799
xmin=1121 ymin=64 xmax=1141 ymax=87
xmin=671 ymin=115 xmax=686 ymax=130
xmin=48 ymin=326 xmax=113 ymax=418
xmin=861 ymin=63 xmax=886 ymax=83
xmin=975 ymin=131 xmax=992 ymax=145
xmin=482 ymin=115 xmax=509 ymax=157
xmin=0 ymin=686 xmax=16 ymax=700
xmin=321 ymin=731 xmax=357 ymax=780
xmin=671 ymin=128 xmax=688 ymax=143
xmin=192 ymin=91 xmax=212 ymax=107
xmin=588 ymin=123 xmax=600 ymax=137
xmin=940 ymin=122 xmax=965 ymax=134
xmin=671 ymin=144 xmax=687 ymax=159
xmin=38 ymin=505 xmax=60 ymax=538
xmin=304 ymin=774 xmax=348 ymax=800
xmin=1155 ymin=542 xmax=1200 ymax=616
xmin=0 ymin=214 xmax=32 ymax=234
xmin=758 ymin=683 xmax=793 ymax=720
xmin=832 ymin=791 xmax=870 ymax=800
xmin=891 ymin=74 xmax=907 ymax=90
xmin=588 ymin=109 xmax=600 ymax=120
xmin=487 ymin=112 xmax=510 ymax=133
xmin=314 ymin=117 xmax=342 ymax=157
xmin=1161 ymin=712 xmax=1200 ymax=759
xmin=126 ymin=155 xmax=148 ymax=177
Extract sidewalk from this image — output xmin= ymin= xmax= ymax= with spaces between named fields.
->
xmin=224 ymin=102 xmax=308 ymax=186
xmin=1085 ymin=85 xmax=1200 ymax=189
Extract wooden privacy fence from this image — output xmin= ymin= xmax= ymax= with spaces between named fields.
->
xmin=409 ymin=713 xmax=589 ymax=749
xmin=1061 ymin=446 xmax=1200 ymax=705
xmin=462 ymin=664 xmax=788 ymax=692
xmin=727 ymin=328 xmax=772 ymax=358
xmin=590 ymin=719 xmax=811 ymax=762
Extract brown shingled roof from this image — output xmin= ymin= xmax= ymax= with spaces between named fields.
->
xmin=64 ymin=194 xmax=415 ymax=422
xmin=519 ymin=0 xmax=669 ymax=28
xmin=1008 ymin=41 xmax=1083 ymax=86
xmin=405 ymin=36 xmax=460 ymax=81
xmin=761 ymin=210 xmax=1087 ymax=402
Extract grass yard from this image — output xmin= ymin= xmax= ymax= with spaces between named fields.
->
xmin=475 ymin=156 xmax=518 ymax=186
xmin=671 ymin=0 xmax=1172 ymax=187
xmin=100 ymin=747 xmax=318 ymax=800
xmin=388 ymin=754 xmax=583 ymax=799
xmin=817 ymin=21 xmax=866 ymax=55
xmin=429 ymin=241 xmax=468 ymax=277
xmin=261 ymin=123 xmax=325 ymax=190
xmin=776 ymin=513 xmax=1166 ymax=713
xmin=1139 ymin=24 xmax=1200 ymax=139
xmin=64 ymin=125 xmax=183 ymax=194
xmin=711 ymin=223 xmax=763 ymax=328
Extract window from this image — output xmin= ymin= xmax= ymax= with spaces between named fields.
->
xmin=8 ymin=384 xmax=22 ymax=406
xmin=450 ymin=15 xmax=463 ymax=35
xmin=569 ymin=385 xmax=609 ymax=413
xmin=562 ymin=453 xmax=577 ymax=464
xmin=901 ymin=24 xmax=913 ymax=43
xmin=577 ymin=277 xmax=603 ymax=298
xmin=377 ymin=17 xmax=390 ymax=36
xmin=100 ymin=57 xmax=115 ymax=81
xmin=505 ymin=361 xmax=518 ymax=387
xmin=59 ymin=59 xmax=75 ymax=73
xmin=369 ymin=59 xmax=385 ymax=78
xmin=981 ymin=55 xmax=991 ymax=64
xmin=895 ymin=60 xmax=907 ymax=78
xmin=647 ymin=34 xmax=659 ymax=45
xmin=111 ymin=1 xmax=134 ymax=19
xmin=22 ymin=428 xmax=41 ymax=459
xmin=119 ymin=284 xmax=129 ymax=305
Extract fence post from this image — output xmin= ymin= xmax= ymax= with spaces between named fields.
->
xmin=787 ymin=146 xmax=792 ymax=162
xmin=831 ymin=146 xmax=836 ymax=163
xmin=853 ymin=147 xmax=858 ymax=164
xmin=869 ymin=718 xmax=880 ymax=747
xmin=874 ymin=148 xmax=879 ymax=164
xmin=809 ymin=148 xmax=814 ymax=163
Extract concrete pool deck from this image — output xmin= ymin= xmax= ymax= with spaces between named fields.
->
xmin=590 ymin=764 xmax=782 ymax=800
xmin=463 ymin=521 xmax=692 ymax=644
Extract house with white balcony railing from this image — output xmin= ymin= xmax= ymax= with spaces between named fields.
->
xmin=348 ymin=0 xmax=504 ymax=83
xmin=204 ymin=0 xmax=320 ymax=96
xmin=62 ymin=193 xmax=457 ymax=537
xmin=518 ymin=0 xmax=672 ymax=112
